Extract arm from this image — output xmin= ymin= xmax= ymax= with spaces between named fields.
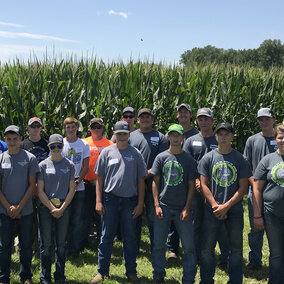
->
xmin=213 ymin=178 xmax=249 ymax=220
xmin=180 ymin=180 xmax=195 ymax=221
xmin=132 ymin=178 xmax=145 ymax=218
xmin=152 ymin=175 xmax=163 ymax=218
xmin=199 ymin=174 xmax=218 ymax=208
xmin=95 ymin=175 xmax=104 ymax=215
xmin=252 ymin=179 xmax=266 ymax=230
xmin=76 ymin=157 xmax=89 ymax=184
xmin=37 ymin=179 xmax=56 ymax=212
xmin=10 ymin=174 xmax=37 ymax=219
xmin=0 ymin=177 xmax=13 ymax=218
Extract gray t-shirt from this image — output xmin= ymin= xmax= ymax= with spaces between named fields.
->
xmin=0 ymin=149 xmax=39 ymax=216
xmin=183 ymin=133 xmax=218 ymax=162
xmin=254 ymin=152 xmax=284 ymax=219
xmin=95 ymin=144 xmax=147 ymax=197
xmin=151 ymin=150 xmax=198 ymax=210
xmin=38 ymin=157 xmax=75 ymax=200
xmin=184 ymin=127 xmax=199 ymax=140
xmin=198 ymin=149 xmax=252 ymax=212
xmin=244 ymin=133 xmax=277 ymax=173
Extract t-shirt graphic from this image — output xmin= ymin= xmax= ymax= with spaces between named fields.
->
xmin=271 ymin=162 xmax=284 ymax=187
xmin=66 ymin=148 xmax=82 ymax=165
xmin=163 ymin=161 xmax=183 ymax=186
xmin=213 ymin=161 xmax=237 ymax=187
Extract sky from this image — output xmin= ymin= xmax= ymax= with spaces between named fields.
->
xmin=0 ymin=0 xmax=283 ymax=64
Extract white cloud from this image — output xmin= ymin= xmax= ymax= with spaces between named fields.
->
xmin=0 ymin=21 xmax=24 ymax=28
xmin=0 ymin=30 xmax=77 ymax=43
xmin=108 ymin=10 xmax=129 ymax=19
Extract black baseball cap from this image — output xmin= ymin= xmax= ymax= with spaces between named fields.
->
xmin=214 ymin=122 xmax=234 ymax=134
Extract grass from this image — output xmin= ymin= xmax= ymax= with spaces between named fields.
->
xmin=10 ymin=197 xmax=269 ymax=284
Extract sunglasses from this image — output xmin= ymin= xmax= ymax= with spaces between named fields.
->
xmin=123 ymin=115 xmax=134 ymax=119
xmin=91 ymin=124 xmax=103 ymax=130
xmin=30 ymin=124 xmax=41 ymax=128
xmin=49 ymin=144 xmax=63 ymax=150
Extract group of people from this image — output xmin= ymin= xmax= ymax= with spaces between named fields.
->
xmin=0 ymin=104 xmax=283 ymax=284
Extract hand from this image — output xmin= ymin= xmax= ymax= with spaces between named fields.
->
xmin=96 ymin=202 xmax=105 ymax=215
xmin=195 ymin=179 xmax=201 ymax=192
xmin=155 ymin=206 xmax=163 ymax=219
xmin=9 ymin=205 xmax=21 ymax=219
xmin=212 ymin=204 xmax=228 ymax=220
xmin=132 ymin=204 xmax=143 ymax=219
xmin=254 ymin=217 xmax=265 ymax=230
xmin=180 ymin=209 xmax=190 ymax=221
xmin=50 ymin=208 xmax=63 ymax=219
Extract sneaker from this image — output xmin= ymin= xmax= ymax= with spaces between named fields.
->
xmin=167 ymin=252 xmax=177 ymax=259
xmin=246 ymin=263 xmax=262 ymax=270
xmin=22 ymin=280 xmax=34 ymax=284
xmin=90 ymin=274 xmax=104 ymax=283
xmin=127 ymin=274 xmax=138 ymax=283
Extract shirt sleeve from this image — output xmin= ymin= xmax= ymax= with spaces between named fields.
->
xmin=95 ymin=151 xmax=105 ymax=177
xmin=137 ymin=151 xmax=147 ymax=179
xmin=29 ymin=155 xmax=40 ymax=176
xmin=83 ymin=142 xmax=91 ymax=159
xmin=254 ymin=157 xmax=268 ymax=181
xmin=238 ymin=155 xmax=253 ymax=179
xmin=158 ymin=133 xmax=169 ymax=154
xmin=150 ymin=154 xmax=162 ymax=176
xmin=69 ymin=162 xmax=76 ymax=180
xmin=197 ymin=154 xmax=210 ymax=177
xmin=37 ymin=163 xmax=44 ymax=180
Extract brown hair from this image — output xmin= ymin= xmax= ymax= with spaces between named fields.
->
xmin=63 ymin=117 xmax=79 ymax=128
xmin=274 ymin=123 xmax=284 ymax=138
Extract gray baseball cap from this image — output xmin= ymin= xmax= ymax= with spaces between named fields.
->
xmin=177 ymin=103 xmax=191 ymax=112
xmin=4 ymin=125 xmax=21 ymax=136
xmin=214 ymin=122 xmax=234 ymax=134
xmin=28 ymin=117 xmax=43 ymax=126
xmin=123 ymin=107 xmax=135 ymax=114
xmin=48 ymin=134 xmax=64 ymax=145
xmin=197 ymin=108 xmax=213 ymax=118
xmin=138 ymin=108 xmax=153 ymax=117
xmin=89 ymin=118 xmax=104 ymax=126
xmin=257 ymin=108 xmax=274 ymax=118
xmin=114 ymin=121 xmax=130 ymax=133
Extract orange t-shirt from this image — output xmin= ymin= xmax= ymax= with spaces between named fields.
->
xmin=83 ymin=136 xmax=113 ymax=181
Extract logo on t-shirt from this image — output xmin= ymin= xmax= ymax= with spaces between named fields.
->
xmin=271 ymin=162 xmax=284 ymax=187
xmin=213 ymin=161 xmax=237 ymax=187
xmin=18 ymin=160 xmax=28 ymax=167
xmin=66 ymin=148 xmax=82 ymax=164
xmin=163 ymin=161 xmax=183 ymax=186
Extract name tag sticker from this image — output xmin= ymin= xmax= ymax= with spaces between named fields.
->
xmin=150 ymin=137 xmax=159 ymax=142
xmin=46 ymin=168 xmax=56 ymax=174
xmin=192 ymin=141 xmax=202 ymax=146
xmin=270 ymin=140 xmax=276 ymax=146
xmin=2 ymin=163 xmax=11 ymax=169
xmin=109 ymin=158 xmax=119 ymax=166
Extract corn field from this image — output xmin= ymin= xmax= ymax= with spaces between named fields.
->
xmin=0 ymin=59 xmax=283 ymax=151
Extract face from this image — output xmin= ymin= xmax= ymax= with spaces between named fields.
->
xmin=64 ymin=123 xmax=78 ymax=137
xmin=28 ymin=122 xmax=42 ymax=135
xmin=138 ymin=113 xmax=154 ymax=129
xmin=197 ymin=116 xmax=214 ymax=131
xmin=122 ymin=112 xmax=135 ymax=127
xmin=4 ymin=133 xmax=22 ymax=149
xmin=115 ymin=132 xmax=130 ymax=143
xmin=177 ymin=107 xmax=192 ymax=124
xmin=89 ymin=123 xmax=104 ymax=138
xmin=49 ymin=143 xmax=64 ymax=154
xmin=258 ymin=117 xmax=275 ymax=131
xmin=167 ymin=131 xmax=184 ymax=146
xmin=276 ymin=131 xmax=284 ymax=153
xmin=215 ymin=129 xmax=234 ymax=146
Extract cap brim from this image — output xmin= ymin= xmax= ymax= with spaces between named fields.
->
xmin=114 ymin=130 xmax=130 ymax=133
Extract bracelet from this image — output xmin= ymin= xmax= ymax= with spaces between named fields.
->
xmin=253 ymin=215 xmax=262 ymax=219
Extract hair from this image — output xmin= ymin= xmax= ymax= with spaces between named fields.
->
xmin=274 ymin=123 xmax=284 ymax=138
xmin=63 ymin=117 xmax=79 ymax=128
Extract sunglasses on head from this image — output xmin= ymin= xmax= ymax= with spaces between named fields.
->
xmin=91 ymin=124 xmax=103 ymax=130
xmin=49 ymin=144 xmax=63 ymax=150
xmin=30 ymin=124 xmax=41 ymax=128
xmin=123 ymin=115 xmax=134 ymax=119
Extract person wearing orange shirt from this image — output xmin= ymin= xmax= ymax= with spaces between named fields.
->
xmin=82 ymin=118 xmax=113 ymax=249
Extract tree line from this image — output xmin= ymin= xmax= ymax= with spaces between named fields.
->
xmin=180 ymin=39 xmax=284 ymax=70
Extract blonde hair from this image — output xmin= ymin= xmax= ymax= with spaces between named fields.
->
xmin=274 ymin=123 xmax=284 ymax=138
xmin=63 ymin=117 xmax=79 ymax=128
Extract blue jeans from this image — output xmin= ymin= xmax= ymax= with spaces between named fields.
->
xmin=98 ymin=193 xmax=138 ymax=276
xmin=152 ymin=206 xmax=196 ymax=283
xmin=248 ymin=187 xmax=263 ymax=267
xmin=200 ymin=207 xmax=243 ymax=284
xmin=68 ymin=190 xmax=85 ymax=254
xmin=0 ymin=213 xmax=33 ymax=283
xmin=38 ymin=204 xmax=71 ymax=283
xmin=264 ymin=208 xmax=284 ymax=284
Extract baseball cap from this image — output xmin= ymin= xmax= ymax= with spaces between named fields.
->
xmin=197 ymin=108 xmax=213 ymax=118
xmin=257 ymin=108 xmax=274 ymax=118
xmin=28 ymin=117 xmax=43 ymax=126
xmin=138 ymin=108 xmax=153 ymax=117
xmin=177 ymin=103 xmax=191 ymax=112
xmin=4 ymin=125 xmax=21 ymax=136
xmin=114 ymin=121 xmax=130 ymax=133
xmin=123 ymin=107 xmax=134 ymax=114
xmin=214 ymin=122 xmax=234 ymax=134
xmin=89 ymin=118 xmax=104 ymax=126
xmin=48 ymin=134 xmax=64 ymax=146
xmin=167 ymin=124 xmax=184 ymax=135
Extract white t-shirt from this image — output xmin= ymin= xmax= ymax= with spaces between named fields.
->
xmin=62 ymin=138 xmax=90 ymax=191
